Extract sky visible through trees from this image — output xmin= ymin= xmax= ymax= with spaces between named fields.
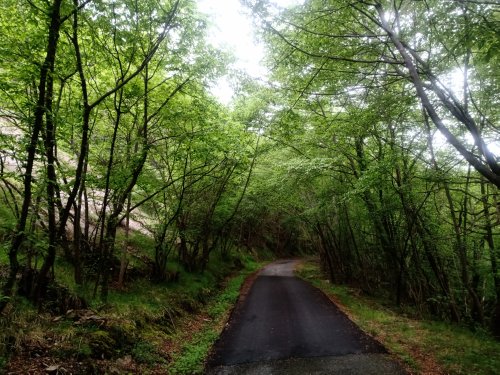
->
xmin=197 ymin=0 xmax=303 ymax=103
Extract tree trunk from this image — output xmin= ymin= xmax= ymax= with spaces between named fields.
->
xmin=118 ymin=194 xmax=131 ymax=287
xmin=481 ymin=180 xmax=500 ymax=337
xmin=0 ymin=0 xmax=63 ymax=313
xmin=33 ymin=44 xmax=60 ymax=302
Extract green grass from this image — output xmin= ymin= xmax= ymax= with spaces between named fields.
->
xmin=297 ymin=259 xmax=500 ymax=375
xmin=168 ymin=259 xmax=262 ymax=374
xmin=169 ymin=329 xmax=219 ymax=374
xmin=0 ymin=199 xmax=16 ymax=232
xmin=0 ymin=296 xmax=46 ymax=363
xmin=419 ymin=321 xmax=500 ymax=374
xmin=132 ymin=340 xmax=164 ymax=365
xmin=115 ymin=229 xmax=157 ymax=267
xmin=0 ymin=242 xmax=8 ymax=265
xmin=0 ymin=189 xmax=268 ymax=372
xmin=1 ymin=237 xmax=264 ymax=372
xmin=0 ymin=200 xmax=16 ymax=265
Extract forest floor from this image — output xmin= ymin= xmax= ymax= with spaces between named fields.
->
xmin=0 ymin=253 xmax=265 ymax=374
xmin=297 ymin=258 xmax=500 ymax=375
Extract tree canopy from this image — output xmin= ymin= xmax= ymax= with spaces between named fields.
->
xmin=0 ymin=0 xmax=499 ymax=341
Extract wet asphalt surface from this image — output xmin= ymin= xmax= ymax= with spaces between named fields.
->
xmin=206 ymin=260 xmax=407 ymax=375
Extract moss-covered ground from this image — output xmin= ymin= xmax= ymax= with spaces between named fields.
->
xmin=0 ymin=232 xmax=264 ymax=374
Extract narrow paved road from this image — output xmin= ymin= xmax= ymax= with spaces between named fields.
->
xmin=206 ymin=260 xmax=406 ymax=375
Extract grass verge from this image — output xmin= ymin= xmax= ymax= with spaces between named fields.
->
xmin=167 ymin=257 xmax=262 ymax=374
xmin=297 ymin=258 xmax=500 ymax=375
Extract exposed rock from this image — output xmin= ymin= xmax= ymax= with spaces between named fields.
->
xmin=116 ymin=355 xmax=133 ymax=368
xmin=45 ymin=364 xmax=60 ymax=373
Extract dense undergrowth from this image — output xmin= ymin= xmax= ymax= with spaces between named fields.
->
xmin=298 ymin=258 xmax=500 ymax=375
xmin=0 ymin=225 xmax=265 ymax=374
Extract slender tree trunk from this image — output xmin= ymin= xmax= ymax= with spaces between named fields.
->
xmin=118 ymin=193 xmax=131 ymax=287
xmin=199 ymin=164 xmax=237 ymax=271
xmin=424 ymin=108 xmax=482 ymax=321
xmin=354 ymin=137 xmax=399 ymax=286
xmin=100 ymin=66 xmax=150 ymax=301
xmin=58 ymin=1 xmax=90 ymax=240
xmin=33 ymin=49 xmax=60 ymax=302
xmin=481 ymin=180 xmax=500 ymax=336
xmin=315 ymin=223 xmax=335 ymax=282
xmin=343 ymin=203 xmax=363 ymax=274
xmin=0 ymin=0 xmax=63 ymax=313
xmin=73 ymin=177 xmax=84 ymax=285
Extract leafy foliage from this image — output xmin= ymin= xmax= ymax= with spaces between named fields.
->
xmin=0 ymin=0 xmax=499 ymax=371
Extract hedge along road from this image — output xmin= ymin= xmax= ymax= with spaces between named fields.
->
xmin=206 ymin=259 xmax=407 ymax=375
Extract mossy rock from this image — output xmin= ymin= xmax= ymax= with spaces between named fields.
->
xmin=107 ymin=320 xmax=137 ymax=348
xmin=88 ymin=330 xmax=116 ymax=359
